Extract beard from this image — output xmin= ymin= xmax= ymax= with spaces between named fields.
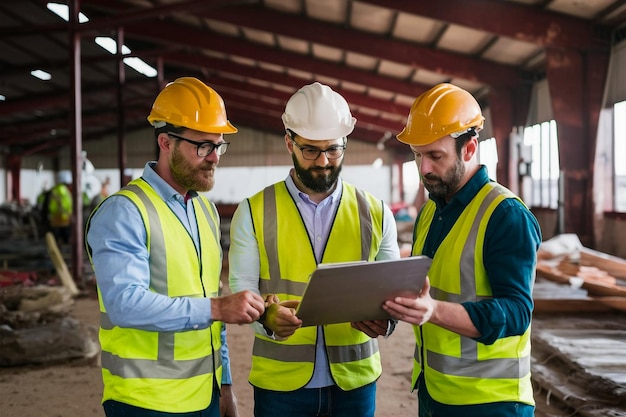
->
xmin=421 ymin=156 xmax=465 ymax=200
xmin=170 ymin=145 xmax=216 ymax=192
xmin=292 ymin=153 xmax=342 ymax=193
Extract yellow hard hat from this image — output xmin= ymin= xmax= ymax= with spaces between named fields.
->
xmin=396 ymin=83 xmax=484 ymax=146
xmin=147 ymin=77 xmax=237 ymax=134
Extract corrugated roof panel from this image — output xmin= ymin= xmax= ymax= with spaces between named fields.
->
xmin=350 ymin=2 xmax=395 ymax=34
xmin=392 ymin=13 xmax=446 ymax=44
xmin=438 ymin=25 xmax=494 ymax=55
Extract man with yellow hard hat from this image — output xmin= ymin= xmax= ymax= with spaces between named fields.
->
xmin=383 ymin=83 xmax=541 ymax=417
xmin=86 ymin=77 xmax=265 ymax=417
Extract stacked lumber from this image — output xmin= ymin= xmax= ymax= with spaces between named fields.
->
xmin=580 ymin=247 xmax=626 ymax=279
xmin=536 ymin=243 xmax=626 ymax=312
xmin=556 ymin=259 xmax=617 ymax=286
xmin=532 ymin=235 xmax=626 ymax=416
xmin=532 ymin=278 xmax=616 ymax=313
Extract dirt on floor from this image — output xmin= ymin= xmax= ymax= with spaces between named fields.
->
xmin=0 ymin=284 xmax=584 ymax=417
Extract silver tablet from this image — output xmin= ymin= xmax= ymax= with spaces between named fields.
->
xmin=295 ymin=256 xmax=432 ymax=327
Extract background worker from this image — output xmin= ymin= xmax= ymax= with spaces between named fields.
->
xmin=383 ymin=83 xmax=541 ymax=417
xmin=47 ymin=170 xmax=73 ymax=245
xmin=89 ymin=175 xmax=110 ymax=213
xmin=86 ymin=77 xmax=265 ymax=417
xmin=229 ymin=82 xmax=400 ymax=417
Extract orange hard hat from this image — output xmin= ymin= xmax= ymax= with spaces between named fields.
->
xmin=147 ymin=77 xmax=237 ymax=134
xmin=397 ymin=83 xmax=484 ymax=146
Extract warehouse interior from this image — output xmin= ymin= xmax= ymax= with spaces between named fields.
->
xmin=1 ymin=1 xmax=626 ymax=416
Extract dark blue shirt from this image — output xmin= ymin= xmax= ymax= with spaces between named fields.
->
xmin=415 ymin=165 xmax=541 ymax=417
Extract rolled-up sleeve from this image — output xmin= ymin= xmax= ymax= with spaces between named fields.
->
xmin=463 ymin=199 xmax=541 ymax=345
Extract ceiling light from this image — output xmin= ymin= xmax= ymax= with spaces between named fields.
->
xmin=31 ymin=70 xmax=52 ymax=80
xmin=47 ymin=3 xmax=89 ymax=23
xmin=123 ymin=57 xmax=158 ymax=77
xmin=95 ymin=36 xmax=157 ymax=78
xmin=95 ymin=36 xmax=131 ymax=55
xmin=0 ymin=95 xmax=5 ymax=101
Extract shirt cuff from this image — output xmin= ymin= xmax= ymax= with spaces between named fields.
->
xmin=384 ymin=319 xmax=397 ymax=338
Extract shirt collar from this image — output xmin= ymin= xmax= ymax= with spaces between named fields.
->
xmin=142 ymin=161 xmax=197 ymax=203
xmin=284 ymin=170 xmax=343 ymax=205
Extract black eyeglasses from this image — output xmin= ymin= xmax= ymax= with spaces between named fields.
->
xmin=167 ymin=133 xmax=229 ymax=157
xmin=290 ymin=139 xmax=346 ymax=160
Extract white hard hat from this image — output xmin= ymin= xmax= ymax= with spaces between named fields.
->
xmin=56 ymin=170 xmax=72 ymax=184
xmin=281 ymin=82 xmax=356 ymax=140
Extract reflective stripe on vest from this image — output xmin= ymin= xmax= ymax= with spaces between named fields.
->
xmin=411 ymin=182 xmax=534 ymax=406
xmin=86 ymin=178 xmax=224 ymax=413
xmin=258 ymin=183 xmax=373 ymax=295
xmin=253 ymin=336 xmax=378 ymax=363
xmin=248 ymin=182 xmax=383 ymax=391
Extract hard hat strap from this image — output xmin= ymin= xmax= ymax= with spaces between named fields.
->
xmin=450 ymin=127 xmax=477 ymax=139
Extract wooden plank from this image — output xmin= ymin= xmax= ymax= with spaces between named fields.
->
xmin=582 ymin=280 xmax=626 ymax=297
xmin=533 ymin=298 xmax=613 ymax=314
xmin=537 ymin=260 xmax=626 ymax=298
xmin=580 ymin=247 xmax=626 ymax=280
xmin=45 ymin=232 xmax=79 ymax=296
xmin=536 ymin=262 xmax=571 ymax=284
xmin=594 ymin=296 xmax=626 ymax=312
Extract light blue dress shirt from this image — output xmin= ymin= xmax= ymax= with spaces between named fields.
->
xmin=86 ymin=161 xmax=232 ymax=384
xmin=229 ymin=171 xmax=400 ymax=388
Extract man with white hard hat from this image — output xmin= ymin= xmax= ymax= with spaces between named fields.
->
xmin=229 ymin=82 xmax=400 ymax=417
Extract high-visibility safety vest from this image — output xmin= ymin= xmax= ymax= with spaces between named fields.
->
xmin=247 ymin=181 xmax=384 ymax=391
xmin=86 ymin=178 xmax=224 ymax=413
xmin=411 ymin=182 xmax=534 ymax=406
xmin=48 ymin=183 xmax=72 ymax=227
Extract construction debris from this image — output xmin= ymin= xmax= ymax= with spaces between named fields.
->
xmin=532 ymin=315 xmax=626 ymax=417
xmin=533 ymin=234 xmax=626 ymax=416
xmin=0 ymin=234 xmax=98 ymax=368
xmin=0 ymin=285 xmax=99 ymax=366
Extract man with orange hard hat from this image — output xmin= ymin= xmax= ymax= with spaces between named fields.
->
xmin=383 ymin=83 xmax=541 ymax=417
xmin=86 ymin=77 xmax=265 ymax=417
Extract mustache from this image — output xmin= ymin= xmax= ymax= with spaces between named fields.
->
xmin=422 ymin=173 xmax=440 ymax=181
xmin=199 ymin=162 xmax=216 ymax=170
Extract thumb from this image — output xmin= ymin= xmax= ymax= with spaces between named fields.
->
xmin=419 ymin=276 xmax=431 ymax=298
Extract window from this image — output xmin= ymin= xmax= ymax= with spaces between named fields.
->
xmin=478 ymin=137 xmax=498 ymax=181
xmin=524 ymin=120 xmax=560 ymax=209
xmin=613 ymin=101 xmax=626 ymax=211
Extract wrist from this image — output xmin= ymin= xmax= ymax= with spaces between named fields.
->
xmin=210 ymin=297 xmax=221 ymax=322
xmin=257 ymin=302 xmax=275 ymax=336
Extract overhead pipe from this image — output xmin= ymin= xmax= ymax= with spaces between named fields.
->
xmin=116 ymin=28 xmax=127 ymax=190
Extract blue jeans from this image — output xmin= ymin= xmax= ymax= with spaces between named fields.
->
xmin=254 ymin=383 xmax=376 ymax=417
xmin=103 ymin=394 xmax=219 ymax=417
